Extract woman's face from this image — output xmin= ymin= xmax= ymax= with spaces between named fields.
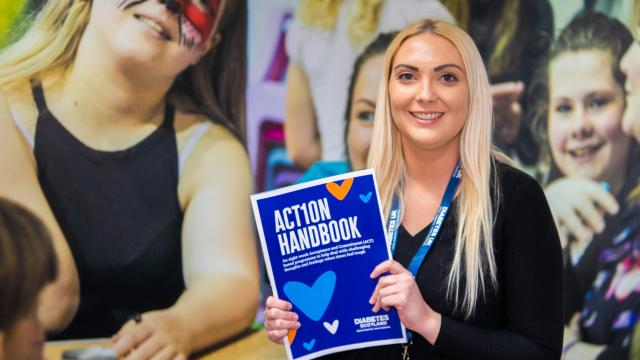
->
xmin=621 ymin=33 xmax=640 ymax=142
xmin=88 ymin=0 xmax=223 ymax=78
xmin=0 ymin=305 xmax=45 ymax=360
xmin=388 ymin=32 xmax=469 ymax=154
xmin=548 ymin=50 xmax=630 ymax=184
xmin=347 ymin=54 xmax=384 ymax=170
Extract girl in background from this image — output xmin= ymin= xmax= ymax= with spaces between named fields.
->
xmin=528 ymin=11 xmax=638 ymax=359
xmin=297 ymin=31 xmax=395 ymax=182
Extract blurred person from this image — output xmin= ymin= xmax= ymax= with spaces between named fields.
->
xmin=0 ymin=196 xmax=58 ymax=360
xmin=528 ymin=11 xmax=639 ymax=359
xmin=0 ymin=0 xmax=259 ymax=358
xmin=621 ymin=0 xmax=640 ymax=144
xmin=297 ymin=32 xmax=395 ymax=182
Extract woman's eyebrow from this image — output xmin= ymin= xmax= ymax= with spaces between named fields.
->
xmin=393 ymin=64 xmax=419 ymax=72
xmin=433 ymin=63 xmax=464 ymax=72
xmin=355 ymin=99 xmax=376 ymax=107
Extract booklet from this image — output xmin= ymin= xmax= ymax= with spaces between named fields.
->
xmin=251 ymin=169 xmax=407 ymax=360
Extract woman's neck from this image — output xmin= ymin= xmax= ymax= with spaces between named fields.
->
xmin=53 ymin=26 xmax=175 ymax=129
xmin=402 ymin=137 xmax=461 ymax=192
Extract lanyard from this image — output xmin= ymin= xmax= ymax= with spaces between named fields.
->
xmin=386 ymin=161 xmax=462 ymax=347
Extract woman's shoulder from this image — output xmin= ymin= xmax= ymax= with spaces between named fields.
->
xmin=1 ymin=82 xmax=38 ymax=135
xmin=174 ymin=112 xmax=250 ymax=205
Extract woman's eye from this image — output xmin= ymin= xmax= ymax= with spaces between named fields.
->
xmin=588 ymin=97 xmax=610 ymax=110
xmin=398 ymin=73 xmax=415 ymax=81
xmin=554 ymin=103 xmax=572 ymax=113
xmin=357 ymin=111 xmax=375 ymax=122
xmin=440 ymin=73 xmax=458 ymax=83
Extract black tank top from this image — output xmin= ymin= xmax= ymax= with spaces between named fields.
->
xmin=32 ymin=84 xmax=186 ymax=338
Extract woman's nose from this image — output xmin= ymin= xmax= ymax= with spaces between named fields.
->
xmin=572 ymin=108 xmax=595 ymax=139
xmin=416 ymin=79 xmax=436 ymax=104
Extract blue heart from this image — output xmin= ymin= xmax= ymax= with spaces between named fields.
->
xmin=359 ymin=192 xmax=372 ymax=203
xmin=283 ymin=271 xmax=336 ymax=321
xmin=303 ymin=339 xmax=316 ymax=351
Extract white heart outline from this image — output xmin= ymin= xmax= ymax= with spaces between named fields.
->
xmin=323 ymin=319 xmax=339 ymax=334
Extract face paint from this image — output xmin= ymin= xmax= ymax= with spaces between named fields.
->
xmin=114 ymin=0 xmax=220 ymax=50
xmin=167 ymin=0 xmax=220 ymax=49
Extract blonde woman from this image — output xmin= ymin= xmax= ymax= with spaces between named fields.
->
xmin=266 ymin=19 xmax=563 ymax=359
xmin=284 ymin=0 xmax=453 ymax=168
xmin=0 ymin=0 xmax=258 ymax=358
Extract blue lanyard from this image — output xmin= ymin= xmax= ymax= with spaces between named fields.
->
xmin=386 ymin=161 xmax=462 ymax=344
xmin=388 ymin=161 xmax=461 ymax=273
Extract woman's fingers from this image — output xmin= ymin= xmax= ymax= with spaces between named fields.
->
xmin=265 ymin=296 xmax=293 ymax=311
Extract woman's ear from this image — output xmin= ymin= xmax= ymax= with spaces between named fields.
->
xmin=191 ymin=33 xmax=222 ymax=65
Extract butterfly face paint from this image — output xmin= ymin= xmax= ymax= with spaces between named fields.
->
xmin=114 ymin=0 xmax=220 ymax=50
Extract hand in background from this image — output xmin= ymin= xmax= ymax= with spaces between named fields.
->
xmin=545 ymin=177 xmax=618 ymax=257
xmin=112 ymin=310 xmax=189 ymax=360
xmin=264 ymin=296 xmax=300 ymax=344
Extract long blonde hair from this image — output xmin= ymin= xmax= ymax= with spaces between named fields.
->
xmin=368 ymin=19 xmax=509 ymax=317
xmin=296 ymin=0 xmax=382 ymax=48
xmin=0 ymin=0 xmax=248 ymax=142
xmin=0 ymin=0 xmax=90 ymax=87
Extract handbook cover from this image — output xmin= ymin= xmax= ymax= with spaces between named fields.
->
xmin=251 ymin=169 xmax=406 ymax=360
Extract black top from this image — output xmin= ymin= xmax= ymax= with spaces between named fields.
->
xmin=32 ymin=84 xmax=186 ymax=338
xmin=325 ymin=163 xmax=563 ymax=359
xmin=563 ymin=161 xmax=640 ymax=360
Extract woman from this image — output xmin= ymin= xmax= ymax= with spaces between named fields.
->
xmin=266 ymin=19 xmax=563 ymax=359
xmin=297 ymin=31 xmax=395 ymax=183
xmin=285 ymin=0 xmax=453 ymax=168
xmin=0 ymin=197 xmax=58 ymax=360
xmin=527 ymin=12 xmax=638 ymax=359
xmin=0 ymin=0 xmax=258 ymax=358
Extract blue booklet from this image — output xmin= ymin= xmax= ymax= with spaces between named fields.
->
xmin=251 ymin=169 xmax=407 ymax=360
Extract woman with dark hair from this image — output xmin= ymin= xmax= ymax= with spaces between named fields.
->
xmin=0 ymin=0 xmax=258 ymax=358
xmin=0 ymin=196 xmax=58 ymax=360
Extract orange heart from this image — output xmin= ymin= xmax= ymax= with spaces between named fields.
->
xmin=325 ymin=178 xmax=354 ymax=201
xmin=288 ymin=328 xmax=297 ymax=344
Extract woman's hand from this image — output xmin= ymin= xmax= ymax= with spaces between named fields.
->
xmin=112 ymin=310 xmax=190 ymax=360
xmin=545 ymin=177 xmax=618 ymax=253
xmin=264 ymin=296 xmax=300 ymax=344
xmin=369 ymin=260 xmax=441 ymax=344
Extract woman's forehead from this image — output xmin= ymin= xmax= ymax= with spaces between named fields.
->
xmin=393 ymin=33 xmax=464 ymax=71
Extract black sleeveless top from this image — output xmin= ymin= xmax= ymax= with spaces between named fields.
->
xmin=32 ymin=84 xmax=186 ymax=338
